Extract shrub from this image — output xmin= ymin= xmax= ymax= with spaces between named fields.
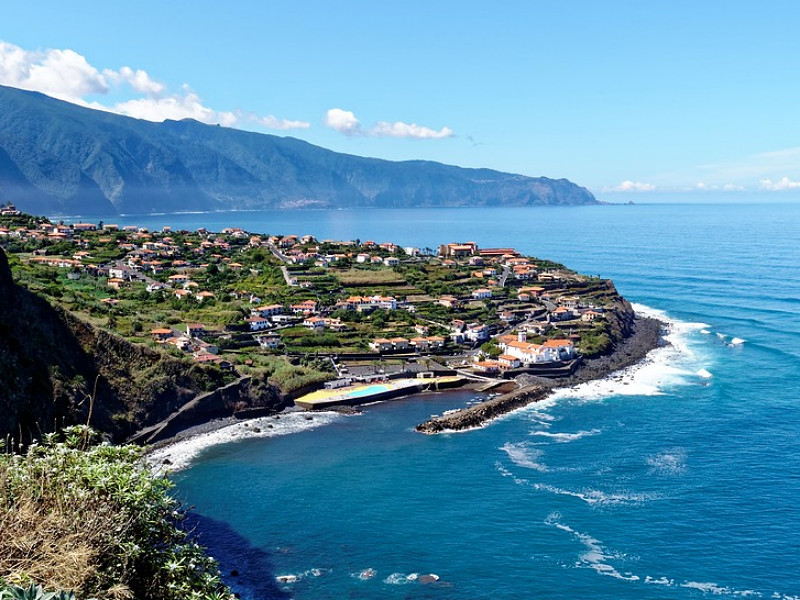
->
xmin=0 ymin=427 xmax=234 ymax=600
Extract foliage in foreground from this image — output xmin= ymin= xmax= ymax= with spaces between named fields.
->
xmin=0 ymin=427 xmax=234 ymax=600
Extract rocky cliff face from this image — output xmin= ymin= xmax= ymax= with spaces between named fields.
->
xmin=0 ymin=248 xmax=282 ymax=444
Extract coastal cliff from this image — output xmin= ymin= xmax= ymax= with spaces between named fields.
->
xmin=0 ymin=248 xmax=284 ymax=444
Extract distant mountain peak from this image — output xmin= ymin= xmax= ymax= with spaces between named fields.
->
xmin=0 ymin=84 xmax=597 ymax=215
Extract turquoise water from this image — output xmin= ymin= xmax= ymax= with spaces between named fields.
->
xmin=144 ymin=203 xmax=800 ymax=599
xmin=347 ymin=384 xmax=392 ymax=398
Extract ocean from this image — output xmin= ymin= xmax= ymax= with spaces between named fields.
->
xmin=134 ymin=203 xmax=800 ymax=599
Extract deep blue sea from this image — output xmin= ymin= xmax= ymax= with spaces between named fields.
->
xmin=132 ymin=203 xmax=800 ymax=600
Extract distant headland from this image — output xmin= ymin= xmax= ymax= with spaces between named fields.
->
xmin=0 ymin=84 xmax=597 ymax=216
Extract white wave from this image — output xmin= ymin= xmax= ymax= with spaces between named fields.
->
xmin=547 ymin=516 xmax=771 ymax=598
xmin=646 ymin=448 xmax=687 ymax=476
xmin=384 ymin=572 xmax=419 ymax=585
xmin=730 ymin=337 xmax=746 ymax=346
xmin=716 ymin=332 xmax=728 ymax=341
xmin=545 ymin=514 xmax=639 ymax=581
xmin=548 ymin=303 xmax=710 ymax=403
xmin=535 ymin=483 xmax=656 ymax=506
xmin=500 ymin=442 xmax=549 ymax=472
xmin=146 ymin=411 xmax=344 ymax=472
xmin=522 ymin=410 xmax=557 ymax=428
xmin=495 ymin=461 xmax=531 ymax=486
xmin=353 ymin=568 xmax=377 ymax=580
xmin=546 ymin=516 xmax=766 ymax=596
xmin=530 ymin=429 xmax=600 ymax=443
xmin=682 ymin=581 xmax=761 ymax=596
xmin=697 ymin=368 xmax=713 ymax=378
xmin=645 ymin=576 xmax=674 ymax=586
xmin=701 ymin=329 xmax=711 ymax=335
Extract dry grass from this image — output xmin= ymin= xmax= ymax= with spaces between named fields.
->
xmin=0 ymin=428 xmax=233 ymax=600
xmin=336 ymin=268 xmax=407 ymax=286
xmin=0 ymin=459 xmax=121 ymax=594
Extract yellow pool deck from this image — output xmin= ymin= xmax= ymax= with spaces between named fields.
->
xmin=294 ymin=376 xmax=465 ymax=409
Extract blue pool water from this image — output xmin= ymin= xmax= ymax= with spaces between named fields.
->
xmin=346 ymin=384 xmax=392 ymax=398
xmin=142 ymin=202 xmax=800 ymax=600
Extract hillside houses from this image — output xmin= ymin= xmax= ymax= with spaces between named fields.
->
xmin=4 ymin=210 xmax=622 ymax=385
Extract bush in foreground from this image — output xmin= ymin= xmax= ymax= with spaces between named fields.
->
xmin=0 ymin=427 xmax=233 ymax=600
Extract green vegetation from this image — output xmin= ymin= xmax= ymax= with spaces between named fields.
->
xmin=0 ymin=427 xmax=234 ymax=600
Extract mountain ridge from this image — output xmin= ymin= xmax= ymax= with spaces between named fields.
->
xmin=0 ymin=85 xmax=597 ymax=215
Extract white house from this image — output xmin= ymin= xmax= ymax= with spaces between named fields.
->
xmin=472 ymin=288 xmax=492 ymax=300
xmin=303 ymin=316 xmax=327 ymax=330
xmin=370 ymin=338 xmax=394 ymax=352
xmin=256 ymin=335 xmax=280 ymax=349
xmin=245 ymin=316 xmax=271 ymax=331
xmin=465 ymin=323 xmax=489 ymax=342
xmin=542 ymin=339 xmax=575 ymax=360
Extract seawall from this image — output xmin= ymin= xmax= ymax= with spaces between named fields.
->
xmin=416 ymin=384 xmax=551 ymax=433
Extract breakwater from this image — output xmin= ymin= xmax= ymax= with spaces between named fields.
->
xmin=416 ymin=384 xmax=551 ymax=433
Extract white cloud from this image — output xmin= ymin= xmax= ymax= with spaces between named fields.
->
xmin=325 ymin=108 xmax=363 ymax=136
xmin=694 ymin=182 xmax=745 ymax=191
xmin=325 ymin=107 xmax=454 ymax=139
xmin=113 ymin=92 xmax=237 ymax=126
xmin=0 ymin=41 xmax=109 ymax=103
xmin=0 ymin=39 xmax=309 ymax=130
xmin=760 ymin=177 xmax=800 ymax=191
xmin=606 ymin=180 xmax=656 ymax=192
xmin=371 ymin=120 xmax=454 ymax=139
xmin=105 ymin=66 xmax=165 ymax=95
xmin=253 ymin=115 xmax=311 ymax=130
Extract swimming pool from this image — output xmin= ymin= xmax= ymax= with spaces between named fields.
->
xmin=345 ymin=384 xmax=392 ymax=398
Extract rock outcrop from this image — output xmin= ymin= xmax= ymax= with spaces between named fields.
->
xmin=0 ymin=247 xmax=284 ymax=445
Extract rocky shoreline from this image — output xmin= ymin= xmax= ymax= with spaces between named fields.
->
xmin=147 ymin=316 xmax=666 ymax=454
xmin=416 ymin=315 xmax=666 ymax=434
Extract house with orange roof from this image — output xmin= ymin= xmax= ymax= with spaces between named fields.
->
xmin=410 ymin=337 xmax=430 ymax=351
xmin=303 ymin=316 xmax=327 ymax=330
xmin=245 ymin=316 xmax=270 ymax=331
xmin=390 ymin=337 xmax=410 ymax=351
xmin=150 ymin=328 xmax=173 ymax=341
xmin=551 ymin=306 xmax=576 ymax=321
xmin=581 ymin=309 xmax=604 ymax=322
xmin=291 ymin=300 xmax=318 ymax=314
xmin=497 ymin=354 xmax=521 ymax=369
xmin=369 ymin=338 xmax=393 ymax=353
xmin=542 ymin=339 xmax=575 ymax=360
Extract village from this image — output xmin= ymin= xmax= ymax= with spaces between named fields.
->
xmin=0 ymin=205 xmax=625 ymax=399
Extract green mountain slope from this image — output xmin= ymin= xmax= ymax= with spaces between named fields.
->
xmin=0 ymin=85 xmax=597 ymax=215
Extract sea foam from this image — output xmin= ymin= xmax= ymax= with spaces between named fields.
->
xmin=546 ymin=515 xmax=766 ymax=596
xmin=530 ymin=429 xmax=601 ymax=443
xmin=499 ymin=442 xmax=550 ymax=472
xmin=547 ymin=303 xmax=711 ymax=403
xmin=147 ymin=411 xmax=344 ymax=472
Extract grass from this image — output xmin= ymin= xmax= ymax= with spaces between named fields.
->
xmin=0 ymin=428 xmax=235 ymax=600
xmin=336 ymin=268 xmax=407 ymax=286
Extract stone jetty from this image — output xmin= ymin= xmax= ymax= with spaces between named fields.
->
xmin=416 ymin=384 xmax=551 ymax=434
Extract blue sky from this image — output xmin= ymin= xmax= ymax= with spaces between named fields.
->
xmin=1 ymin=0 xmax=799 ymax=200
